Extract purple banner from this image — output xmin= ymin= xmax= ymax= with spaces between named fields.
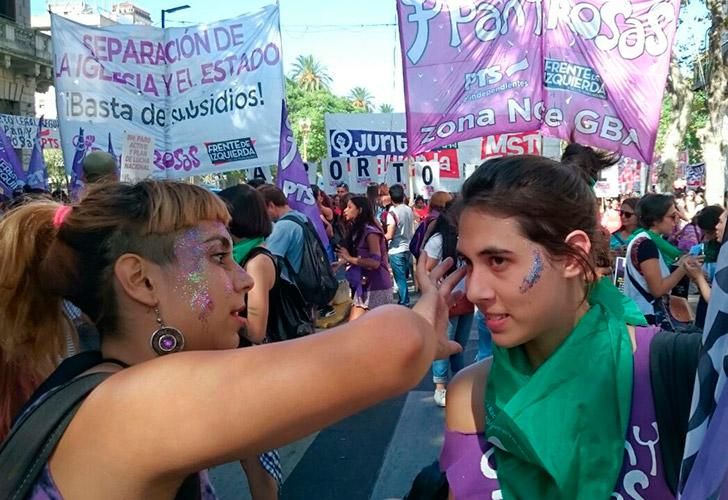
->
xmin=27 ymin=116 xmax=49 ymax=191
xmin=396 ymin=0 xmax=679 ymax=163
xmin=276 ymin=100 xmax=328 ymax=246
xmin=0 ymin=124 xmax=25 ymax=197
xmin=69 ymin=127 xmax=87 ymax=201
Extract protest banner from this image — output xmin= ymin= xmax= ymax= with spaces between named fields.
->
xmin=248 ymin=165 xmax=273 ymax=183
xmin=0 ymin=124 xmax=25 ymax=196
xmin=481 ymin=132 xmax=542 ymax=160
xmin=27 ymin=117 xmax=49 ymax=191
xmin=324 ymin=112 xmax=482 ymax=180
xmin=349 ymin=156 xmax=379 ymax=192
xmin=396 ymin=0 xmax=680 ymax=163
xmin=52 ymin=5 xmax=285 ymax=187
xmin=276 ymin=101 xmax=327 ymax=244
xmin=302 ymin=161 xmax=318 ymax=185
xmin=0 ymin=114 xmax=61 ymax=149
xmin=413 ymin=160 xmax=440 ymax=198
xmin=382 ymin=158 xmax=410 ymax=195
xmin=322 ymin=157 xmax=350 ymax=194
xmin=120 ymin=132 xmax=155 ymax=183
xmin=686 ymin=163 xmax=706 ymax=188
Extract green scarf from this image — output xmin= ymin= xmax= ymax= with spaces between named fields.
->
xmin=233 ymin=237 xmax=265 ymax=265
xmin=630 ymin=228 xmax=682 ymax=266
xmin=485 ymin=278 xmax=647 ymax=499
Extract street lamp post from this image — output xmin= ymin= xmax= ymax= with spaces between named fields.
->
xmin=299 ymin=117 xmax=312 ymax=162
xmin=161 ymin=4 xmax=190 ymax=28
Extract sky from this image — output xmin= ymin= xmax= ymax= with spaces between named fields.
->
xmin=32 ymin=0 xmax=407 ymax=111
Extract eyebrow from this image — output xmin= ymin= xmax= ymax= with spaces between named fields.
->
xmin=457 ymin=246 xmax=515 ymax=258
xmin=203 ymin=235 xmax=231 ymax=249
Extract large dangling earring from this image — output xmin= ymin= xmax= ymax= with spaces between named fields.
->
xmin=150 ymin=307 xmax=185 ymax=356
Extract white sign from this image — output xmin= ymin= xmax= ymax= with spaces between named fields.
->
xmin=413 ymin=160 xmax=441 ymax=199
xmin=248 ymin=165 xmax=273 ymax=183
xmin=120 ymin=132 xmax=155 ymax=182
xmin=0 ymin=114 xmax=61 ymax=149
xmin=349 ymin=156 xmax=379 ymax=192
xmin=322 ymin=157 xmax=349 ymax=194
xmin=594 ymin=163 xmax=620 ymax=198
xmin=382 ymin=158 xmax=410 ymax=194
xmin=52 ymin=6 xmax=284 ymax=179
xmin=302 ymin=160 xmax=318 ymax=186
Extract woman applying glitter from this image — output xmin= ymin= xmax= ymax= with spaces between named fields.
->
xmin=0 ymin=180 xmax=463 ymax=498
xmin=440 ymin=153 xmax=676 ymax=499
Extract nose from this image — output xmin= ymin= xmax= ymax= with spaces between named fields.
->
xmin=233 ymin=264 xmax=254 ymax=295
xmin=465 ymin=266 xmax=496 ymax=306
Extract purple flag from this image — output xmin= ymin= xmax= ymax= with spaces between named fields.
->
xmin=108 ymin=132 xmax=121 ymax=177
xmin=277 ymin=100 xmax=328 ymax=246
xmin=396 ymin=0 xmax=680 ymax=163
xmin=0 ymin=124 xmax=25 ymax=197
xmin=27 ymin=116 xmax=49 ymax=191
xmin=69 ymin=127 xmax=87 ymax=201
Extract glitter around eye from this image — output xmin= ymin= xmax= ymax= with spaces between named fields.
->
xmin=519 ymin=249 xmax=544 ymax=294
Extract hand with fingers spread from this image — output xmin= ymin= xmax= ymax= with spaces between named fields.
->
xmin=412 ymin=256 xmax=467 ymax=360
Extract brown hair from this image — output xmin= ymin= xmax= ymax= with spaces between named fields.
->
xmin=257 ymin=184 xmax=288 ymax=207
xmin=430 ymin=191 xmax=453 ymax=211
xmin=460 ymin=153 xmax=608 ymax=284
xmin=0 ymin=180 xmax=229 ymax=439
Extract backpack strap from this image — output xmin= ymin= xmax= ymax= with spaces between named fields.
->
xmin=0 ymin=371 xmax=111 ymax=500
xmin=649 ymin=330 xmax=701 ymax=495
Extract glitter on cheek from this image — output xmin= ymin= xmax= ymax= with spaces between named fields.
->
xmin=519 ymin=249 xmax=544 ymax=294
xmin=172 ymin=228 xmax=216 ymax=321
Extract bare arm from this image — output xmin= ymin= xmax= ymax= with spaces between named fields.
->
xmin=242 ymin=253 xmax=276 ymax=344
xmin=51 ymin=260 xmax=466 ymax=495
xmin=423 ymin=253 xmax=439 ymax=273
xmin=685 ymin=261 xmax=711 ymax=302
xmin=385 ymin=219 xmax=395 ymax=242
xmin=445 ymin=358 xmax=491 ymax=434
xmin=641 ymin=258 xmax=687 ymax=298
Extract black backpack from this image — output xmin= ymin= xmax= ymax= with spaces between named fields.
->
xmin=241 ymin=246 xmax=314 ymax=342
xmin=279 ymin=213 xmax=337 ymax=307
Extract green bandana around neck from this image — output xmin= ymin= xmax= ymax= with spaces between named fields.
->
xmin=233 ymin=237 xmax=265 ymax=265
xmin=630 ymin=228 xmax=682 ymax=266
xmin=484 ymin=278 xmax=647 ymax=499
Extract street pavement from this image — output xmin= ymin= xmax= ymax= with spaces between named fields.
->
xmin=209 ymin=299 xmax=480 ymax=500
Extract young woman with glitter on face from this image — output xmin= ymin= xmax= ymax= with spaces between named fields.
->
xmin=441 ymin=151 xmax=679 ymax=499
xmin=0 ymin=180 xmax=463 ymax=498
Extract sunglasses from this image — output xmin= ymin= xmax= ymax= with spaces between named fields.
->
xmin=620 ymin=210 xmax=635 ymax=217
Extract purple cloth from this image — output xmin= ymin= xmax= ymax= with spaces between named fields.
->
xmin=0 ymin=123 xmax=24 ymax=196
xmin=441 ymin=326 xmax=673 ymax=499
xmin=27 ymin=116 xmax=49 ymax=191
xmin=345 ymin=224 xmax=393 ymax=293
xmin=28 ymin=465 xmax=218 ymax=499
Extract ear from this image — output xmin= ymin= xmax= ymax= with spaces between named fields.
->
xmin=563 ymin=230 xmax=592 ymax=279
xmin=114 ymin=253 xmax=160 ymax=308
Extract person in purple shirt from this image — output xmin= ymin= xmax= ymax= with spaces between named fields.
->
xmin=442 ymin=150 xmax=674 ymax=499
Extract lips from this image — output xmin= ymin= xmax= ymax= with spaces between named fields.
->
xmin=483 ymin=312 xmax=510 ymax=333
xmin=230 ymin=307 xmax=247 ymax=327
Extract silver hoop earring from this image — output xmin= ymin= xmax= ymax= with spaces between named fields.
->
xmin=150 ymin=307 xmax=185 ymax=356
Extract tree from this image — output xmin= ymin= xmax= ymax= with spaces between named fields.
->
xmin=379 ymin=104 xmax=394 ymax=113
xmin=43 ymin=149 xmax=67 ymax=192
xmin=289 ymin=55 xmax=332 ymax=92
xmin=349 ymin=87 xmax=374 ymax=112
xmin=286 ymin=79 xmax=362 ymax=162
xmin=696 ymin=0 xmax=727 ymax=204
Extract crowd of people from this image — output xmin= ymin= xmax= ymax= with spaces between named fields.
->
xmin=0 ymin=143 xmax=725 ymax=499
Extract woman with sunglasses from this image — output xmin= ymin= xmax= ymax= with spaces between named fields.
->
xmin=624 ymin=194 xmax=698 ymax=329
xmin=610 ymin=197 xmax=640 ymax=255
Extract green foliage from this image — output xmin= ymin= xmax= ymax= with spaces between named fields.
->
xmin=289 ymin=55 xmax=332 ymax=92
xmin=348 ymin=87 xmax=374 ymax=111
xmin=286 ymin=79 xmax=361 ymax=162
xmin=685 ymin=90 xmax=707 ymax=163
xmin=379 ymin=104 xmax=394 ymax=113
xmin=43 ymin=149 xmax=67 ymax=191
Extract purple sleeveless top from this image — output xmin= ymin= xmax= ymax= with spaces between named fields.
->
xmin=440 ymin=326 xmax=674 ymax=499
xmin=345 ymin=224 xmax=393 ymax=293
xmin=28 ymin=465 xmax=218 ymax=499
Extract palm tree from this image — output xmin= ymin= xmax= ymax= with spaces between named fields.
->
xmin=349 ymin=87 xmax=374 ymax=111
xmin=290 ymin=55 xmax=332 ymax=92
xmin=379 ymin=104 xmax=394 ymax=113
